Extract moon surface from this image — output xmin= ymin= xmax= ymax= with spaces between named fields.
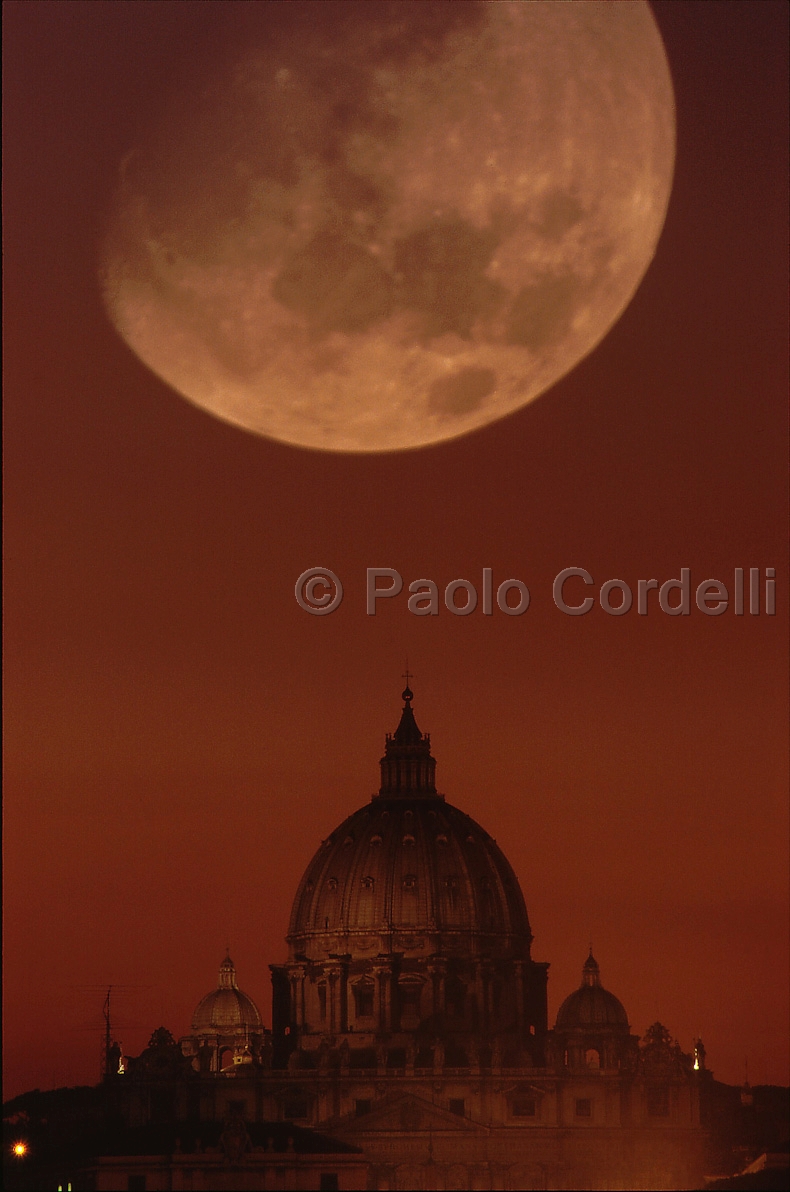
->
xmin=102 ymin=1 xmax=675 ymax=453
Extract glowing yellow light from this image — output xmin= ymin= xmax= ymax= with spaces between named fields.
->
xmin=13 ymin=1142 xmax=28 ymax=1157
xmin=694 ymin=1056 xmax=700 ymax=1070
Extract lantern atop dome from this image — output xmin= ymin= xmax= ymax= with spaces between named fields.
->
xmin=379 ymin=684 xmax=438 ymax=797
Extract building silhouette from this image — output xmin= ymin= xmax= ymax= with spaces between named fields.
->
xmin=97 ymin=688 xmax=706 ymax=1189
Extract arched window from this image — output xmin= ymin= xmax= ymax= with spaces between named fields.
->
xmin=353 ymin=981 xmax=375 ymax=1019
xmin=398 ymin=981 xmax=423 ymax=1029
xmin=585 ymin=1048 xmax=601 ymax=1069
xmin=445 ymin=976 xmax=465 ymax=1017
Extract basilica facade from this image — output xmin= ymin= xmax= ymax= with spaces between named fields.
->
xmin=99 ymin=689 xmax=707 ymax=1191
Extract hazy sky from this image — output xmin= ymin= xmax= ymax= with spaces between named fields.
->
xmin=4 ymin=1 xmax=788 ymax=1100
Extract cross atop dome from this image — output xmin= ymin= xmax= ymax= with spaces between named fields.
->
xmin=393 ymin=684 xmax=423 ymax=747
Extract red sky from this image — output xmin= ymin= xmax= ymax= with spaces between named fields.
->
xmin=4 ymin=1 xmax=788 ymax=1100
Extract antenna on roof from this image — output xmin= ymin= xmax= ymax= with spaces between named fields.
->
xmin=102 ymin=986 xmax=112 ymax=1079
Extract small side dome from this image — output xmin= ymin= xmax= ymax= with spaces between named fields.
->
xmin=191 ymin=953 xmax=263 ymax=1035
xmin=555 ymin=950 xmax=629 ymax=1030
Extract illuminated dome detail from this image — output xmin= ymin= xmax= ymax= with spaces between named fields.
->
xmin=191 ymin=953 xmax=263 ymax=1035
xmin=555 ymin=951 xmax=629 ymax=1030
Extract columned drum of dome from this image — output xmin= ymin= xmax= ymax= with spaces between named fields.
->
xmin=273 ymin=688 xmax=549 ymax=1071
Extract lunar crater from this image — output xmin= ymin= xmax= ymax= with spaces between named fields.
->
xmin=428 ymin=367 xmax=498 ymax=419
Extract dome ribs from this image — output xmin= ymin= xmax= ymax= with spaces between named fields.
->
xmin=288 ymin=796 xmax=534 ymax=961
xmin=437 ymin=817 xmax=466 ymax=932
xmin=379 ymin=806 xmax=397 ymax=938
xmin=415 ymin=805 xmax=439 ymax=934
xmin=337 ymin=824 xmax=357 ymax=935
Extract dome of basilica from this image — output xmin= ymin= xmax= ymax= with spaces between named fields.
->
xmin=555 ymin=951 xmax=629 ymax=1030
xmin=191 ymin=953 xmax=263 ymax=1035
xmin=288 ymin=687 xmax=533 ymax=964
xmin=273 ymin=688 xmax=549 ymax=1073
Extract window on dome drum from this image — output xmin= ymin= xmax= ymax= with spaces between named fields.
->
xmin=449 ymin=1099 xmax=465 ymax=1116
xmin=445 ymin=976 xmax=465 ymax=1017
xmin=353 ymin=985 xmax=375 ymax=1017
xmin=355 ymin=1099 xmax=373 ymax=1117
xmin=399 ymin=984 xmax=423 ymax=1026
xmin=512 ymin=1097 xmax=537 ymax=1117
xmin=284 ymin=1098 xmax=309 ymax=1120
xmin=647 ymin=1086 xmax=670 ymax=1116
xmin=585 ymin=1048 xmax=601 ymax=1069
xmin=575 ymin=1098 xmax=592 ymax=1118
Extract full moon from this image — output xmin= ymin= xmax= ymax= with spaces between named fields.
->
xmin=102 ymin=1 xmax=675 ymax=452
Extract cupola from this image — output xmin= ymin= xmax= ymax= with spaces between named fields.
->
xmin=378 ymin=685 xmax=438 ymax=796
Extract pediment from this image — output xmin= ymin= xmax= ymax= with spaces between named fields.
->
xmin=499 ymin=1081 xmax=549 ymax=1097
xmin=331 ymin=1092 xmax=490 ymax=1136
